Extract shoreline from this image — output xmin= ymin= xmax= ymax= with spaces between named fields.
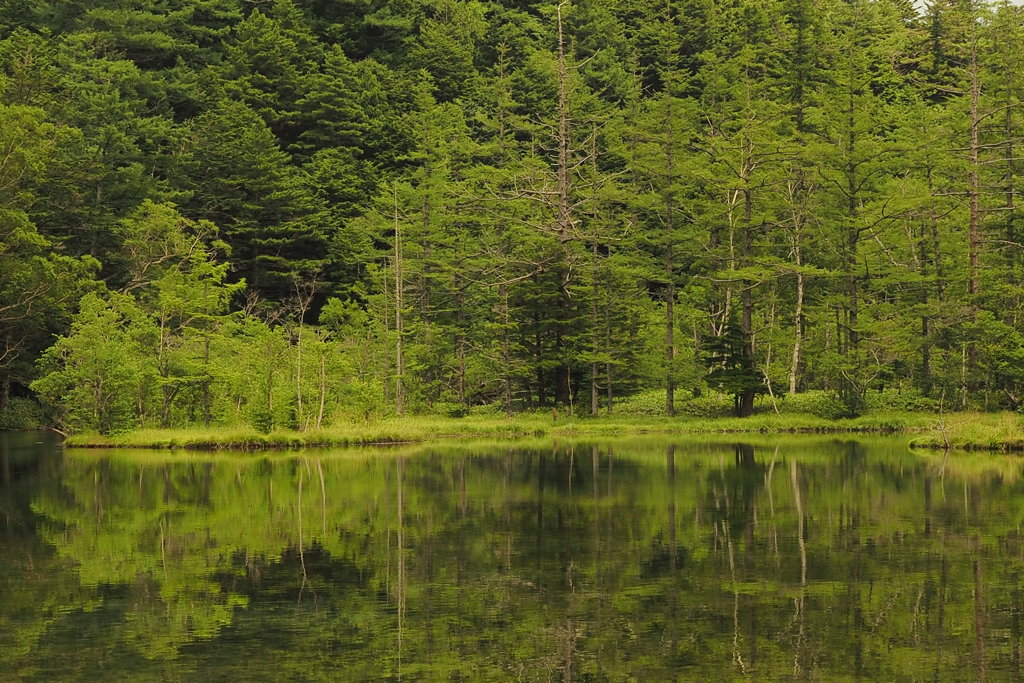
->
xmin=48 ymin=411 xmax=1024 ymax=452
xmin=55 ymin=411 xmax=939 ymax=451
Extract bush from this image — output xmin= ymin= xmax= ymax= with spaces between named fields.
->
xmin=468 ymin=402 xmax=504 ymax=416
xmin=779 ymin=390 xmax=849 ymax=420
xmin=864 ymin=387 xmax=940 ymax=413
xmin=676 ymin=394 xmax=732 ymax=418
xmin=433 ymin=401 xmax=468 ymax=418
xmin=0 ymin=397 xmax=44 ymax=430
xmin=249 ymin=408 xmax=274 ymax=434
xmin=615 ymin=389 xmax=676 ymax=416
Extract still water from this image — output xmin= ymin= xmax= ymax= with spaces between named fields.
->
xmin=2 ymin=432 xmax=1024 ymax=680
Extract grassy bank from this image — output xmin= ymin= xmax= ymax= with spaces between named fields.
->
xmin=63 ymin=411 xmax=941 ymax=451
xmin=908 ymin=412 xmax=1024 ymax=452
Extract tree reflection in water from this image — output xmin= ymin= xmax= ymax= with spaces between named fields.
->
xmin=2 ymin=434 xmax=1024 ymax=680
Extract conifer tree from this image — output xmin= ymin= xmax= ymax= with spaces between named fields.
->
xmin=174 ymin=100 xmax=324 ymax=300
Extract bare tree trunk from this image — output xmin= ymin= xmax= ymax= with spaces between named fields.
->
xmin=789 ymin=267 xmax=804 ymax=395
xmin=203 ymin=333 xmax=211 ymax=427
xmin=500 ymin=282 xmax=513 ymax=415
xmin=555 ymin=2 xmax=572 ymax=246
xmin=591 ymin=246 xmax=600 ymax=416
xmin=968 ymin=36 xmax=982 ymax=301
xmin=294 ymin=316 xmax=303 ymax=428
xmin=394 ymin=183 xmax=406 ymax=416
xmin=554 ymin=1 xmax=575 ymax=409
xmin=739 ymin=137 xmax=756 ymax=417
xmin=316 ymin=351 xmax=326 ymax=429
xmin=664 ymin=94 xmax=677 ymax=416
xmin=666 ymin=239 xmax=676 ymax=416
xmin=456 ymin=276 xmax=466 ymax=408
xmin=605 ymin=303 xmax=613 ymax=414
xmin=292 ymin=276 xmax=318 ymax=431
xmin=966 ymin=34 xmax=983 ymax=405
xmin=494 ymin=52 xmax=515 ymax=417
xmin=788 ymin=175 xmax=806 ymax=395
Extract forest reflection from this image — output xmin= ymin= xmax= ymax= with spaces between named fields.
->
xmin=2 ymin=434 xmax=1024 ymax=680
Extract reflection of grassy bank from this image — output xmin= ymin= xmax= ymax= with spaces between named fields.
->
xmin=909 ymin=412 xmax=1024 ymax=452
xmin=65 ymin=411 xmax=940 ymax=450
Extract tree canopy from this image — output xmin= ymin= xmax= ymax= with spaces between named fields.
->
xmin=2 ymin=0 xmax=1024 ymax=430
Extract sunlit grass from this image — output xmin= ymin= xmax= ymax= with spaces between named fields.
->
xmin=64 ymin=410 xmax=941 ymax=450
xmin=910 ymin=412 xmax=1024 ymax=452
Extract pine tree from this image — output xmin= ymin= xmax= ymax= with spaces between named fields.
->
xmin=294 ymin=44 xmax=368 ymax=156
xmin=174 ymin=99 xmax=324 ymax=300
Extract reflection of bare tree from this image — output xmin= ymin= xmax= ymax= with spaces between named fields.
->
xmin=397 ymin=456 xmax=406 ymax=679
xmin=558 ymin=617 xmax=578 ymax=683
xmin=974 ymin=536 xmax=987 ymax=681
xmin=725 ymin=519 xmax=746 ymax=675
xmin=667 ymin=445 xmax=679 ymax=680
xmin=592 ymin=446 xmax=601 ymax=617
xmin=297 ymin=459 xmax=307 ymax=589
xmin=790 ymin=458 xmax=807 ymax=677
xmin=504 ymin=449 xmax=512 ymax=574
xmin=766 ymin=446 xmax=780 ymax=563
xmin=317 ymin=460 xmax=326 ymax=535
xmin=1013 ymin=571 xmax=1022 ymax=678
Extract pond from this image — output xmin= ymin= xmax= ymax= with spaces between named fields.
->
xmin=2 ymin=431 xmax=1023 ymax=680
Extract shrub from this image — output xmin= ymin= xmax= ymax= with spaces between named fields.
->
xmin=864 ymin=387 xmax=940 ymax=413
xmin=676 ymin=394 xmax=733 ymax=418
xmin=468 ymin=402 xmax=503 ymax=416
xmin=433 ymin=401 xmax=468 ymax=418
xmin=249 ymin=408 xmax=274 ymax=434
xmin=779 ymin=390 xmax=849 ymax=420
xmin=615 ymin=389 xmax=676 ymax=416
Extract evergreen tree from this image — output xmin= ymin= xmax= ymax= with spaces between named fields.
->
xmin=294 ymin=44 xmax=368 ymax=156
xmin=173 ymin=99 xmax=324 ymax=299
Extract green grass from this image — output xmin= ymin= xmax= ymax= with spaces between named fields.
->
xmin=908 ymin=412 xmax=1024 ymax=452
xmin=64 ymin=410 xmax=941 ymax=451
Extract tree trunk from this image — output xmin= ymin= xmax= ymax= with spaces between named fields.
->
xmin=788 ymin=172 xmax=807 ymax=395
xmin=968 ymin=38 xmax=981 ymax=301
xmin=664 ymin=90 xmax=677 ymax=416
xmin=203 ymin=333 xmax=211 ymax=428
xmin=456 ymin=276 xmax=466 ymax=408
xmin=739 ymin=138 xmax=756 ymax=417
xmin=605 ymin=301 xmax=613 ymax=414
xmin=965 ymin=35 xmax=982 ymax=401
xmin=789 ymin=267 xmax=804 ymax=395
xmin=500 ymin=281 xmax=513 ymax=416
xmin=591 ymin=242 xmax=600 ymax=416
xmin=394 ymin=183 xmax=406 ymax=416
xmin=316 ymin=351 xmax=326 ymax=429
xmin=553 ymin=2 xmax=575 ymax=409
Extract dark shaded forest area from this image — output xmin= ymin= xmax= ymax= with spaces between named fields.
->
xmin=1 ymin=0 xmax=1022 ymax=433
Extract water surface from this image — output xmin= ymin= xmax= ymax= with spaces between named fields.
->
xmin=2 ymin=432 xmax=1023 ymax=680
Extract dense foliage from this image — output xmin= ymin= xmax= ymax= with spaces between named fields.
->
xmin=2 ymin=0 xmax=1024 ymax=432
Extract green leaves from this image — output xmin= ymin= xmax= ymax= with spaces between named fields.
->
xmin=32 ymin=292 xmax=157 ymax=434
xmin=6 ymin=0 xmax=1024 ymax=422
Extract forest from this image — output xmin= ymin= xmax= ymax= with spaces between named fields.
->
xmin=1 ymin=0 xmax=1023 ymax=434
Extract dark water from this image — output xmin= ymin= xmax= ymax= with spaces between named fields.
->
xmin=2 ymin=432 xmax=1024 ymax=680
